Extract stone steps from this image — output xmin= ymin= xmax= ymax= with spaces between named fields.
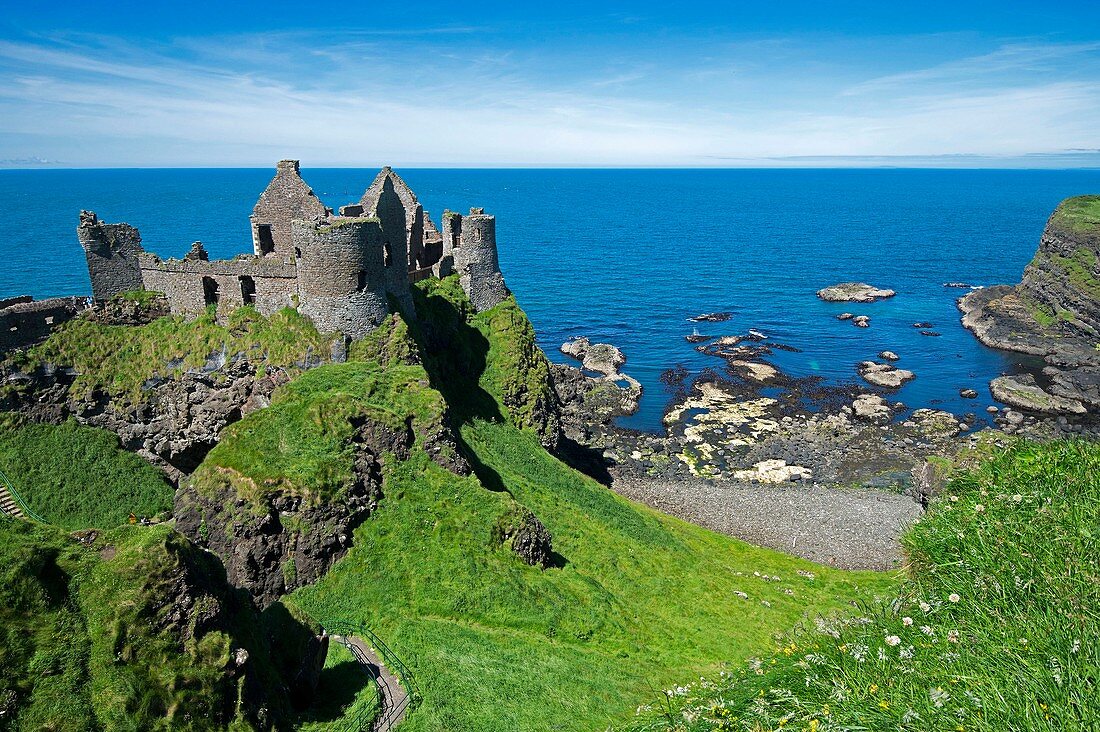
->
xmin=0 ymin=481 xmax=25 ymax=519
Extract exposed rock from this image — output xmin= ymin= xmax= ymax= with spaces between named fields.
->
xmin=858 ymin=361 xmax=916 ymax=389
xmin=879 ymin=351 xmax=900 ymax=361
xmin=852 ymin=315 xmax=870 ymax=328
xmin=990 ymin=373 xmax=1086 ymax=415
xmin=852 ymin=394 xmax=892 ymax=424
xmin=732 ymin=459 xmax=812 ymax=484
xmin=837 ymin=312 xmax=854 ymax=321
xmin=560 ymin=336 xmax=626 ymax=378
xmin=920 ymin=331 xmax=941 ymax=337
xmin=727 ymin=360 xmax=780 ymax=383
xmin=495 ymin=509 xmax=554 ymax=568
xmin=912 ymin=322 xmax=934 ymax=329
xmin=817 ymin=282 xmax=896 ymax=303
xmin=689 ymin=312 xmax=732 ymax=322
xmin=747 ymin=329 xmax=768 ymax=340
xmin=960 ymin=388 xmax=978 ymax=399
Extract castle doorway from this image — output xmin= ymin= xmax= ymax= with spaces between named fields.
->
xmin=239 ymin=275 xmax=256 ymax=305
xmin=202 ymin=277 xmax=220 ymax=306
xmin=257 ymin=225 xmax=275 ymax=255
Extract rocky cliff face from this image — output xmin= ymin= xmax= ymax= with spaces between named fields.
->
xmin=4 ymin=356 xmax=297 ymax=482
xmin=959 ymin=196 xmax=1100 ymax=415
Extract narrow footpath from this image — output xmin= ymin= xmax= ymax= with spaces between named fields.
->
xmin=333 ymin=634 xmax=411 ymax=732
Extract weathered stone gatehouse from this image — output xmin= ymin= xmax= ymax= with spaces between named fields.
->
xmin=78 ymin=161 xmax=509 ymax=339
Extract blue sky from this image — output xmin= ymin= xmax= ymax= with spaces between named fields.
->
xmin=1 ymin=1 xmax=1099 ymax=167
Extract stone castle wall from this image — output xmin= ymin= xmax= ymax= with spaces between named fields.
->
xmin=0 ymin=296 xmax=89 ymax=353
xmin=139 ymin=255 xmax=298 ymax=316
xmin=294 ymin=218 xmax=390 ymax=340
xmin=370 ymin=176 xmax=416 ymax=316
xmin=78 ymin=211 xmax=145 ymax=301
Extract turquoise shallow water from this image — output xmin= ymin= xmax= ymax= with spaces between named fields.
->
xmin=3 ymin=167 xmax=1099 ymax=430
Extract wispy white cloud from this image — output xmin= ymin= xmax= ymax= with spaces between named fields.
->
xmin=0 ymin=31 xmax=1097 ymax=166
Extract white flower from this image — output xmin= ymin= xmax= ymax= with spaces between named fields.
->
xmin=948 ymin=593 xmax=961 ymax=603
xmin=920 ymin=625 xmax=934 ymax=636
xmin=1011 ymin=494 xmax=1023 ymax=503
xmin=947 ymin=630 xmax=960 ymax=643
xmin=1071 ymin=639 xmax=1081 ymax=653
xmin=1019 ymin=638 xmax=1028 ymax=646
xmin=902 ymin=616 xmax=913 ymax=627
xmin=885 ymin=635 xmax=901 ymax=647
xmin=919 ymin=601 xmax=932 ymax=612
xmin=974 ymin=504 xmax=985 ymax=513
xmin=930 ymin=687 xmax=950 ymax=708
xmin=949 ymin=495 xmax=959 ymax=502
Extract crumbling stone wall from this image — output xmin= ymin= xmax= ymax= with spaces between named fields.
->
xmin=78 ymin=211 xmax=145 ymax=301
xmin=140 ymin=255 xmax=298 ymax=316
xmin=0 ymin=296 xmax=89 ymax=353
xmin=250 ymin=160 xmax=328 ymax=258
xmin=368 ymin=176 xmax=416 ymax=316
xmin=294 ymin=217 xmax=390 ymax=340
xmin=453 ymin=209 xmax=509 ymax=311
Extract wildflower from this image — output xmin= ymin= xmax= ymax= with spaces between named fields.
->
xmin=869 ymin=684 xmax=879 ymax=693
xmin=949 ymin=495 xmax=959 ymax=502
xmin=761 ymin=600 xmax=772 ymax=607
xmin=919 ymin=601 xmax=932 ymax=612
xmin=902 ymin=616 xmax=913 ymax=627
xmin=1011 ymin=494 xmax=1022 ymax=502
xmin=974 ymin=504 xmax=985 ymax=513
xmin=947 ymin=629 xmax=960 ymax=643
xmin=1071 ymin=639 xmax=1081 ymax=653
xmin=879 ymin=700 xmax=890 ymax=709
xmin=930 ymin=687 xmax=951 ymax=708
xmin=1019 ymin=638 xmax=1028 ymax=646
xmin=899 ymin=645 xmax=915 ymax=660
xmin=920 ymin=625 xmax=934 ymax=636
xmin=948 ymin=593 xmax=961 ymax=603
xmin=885 ymin=635 xmax=901 ymax=647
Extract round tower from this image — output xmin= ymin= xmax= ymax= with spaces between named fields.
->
xmin=455 ymin=208 xmax=509 ymax=312
xmin=293 ymin=218 xmax=389 ymax=340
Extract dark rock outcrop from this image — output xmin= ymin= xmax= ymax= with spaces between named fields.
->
xmin=493 ymin=508 xmax=554 ymax=568
xmin=959 ymin=197 xmax=1100 ymax=415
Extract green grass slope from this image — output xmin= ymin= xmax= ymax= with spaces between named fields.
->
xmin=0 ymin=416 xmax=173 ymax=529
xmin=279 ymin=278 xmax=897 ymax=731
xmin=0 ymin=518 xmax=325 ymax=731
xmin=626 ymin=440 xmax=1100 ymax=731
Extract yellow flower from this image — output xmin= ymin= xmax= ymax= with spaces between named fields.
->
xmin=809 ymin=720 xmax=819 ymax=731
xmin=879 ymin=700 xmax=889 ymax=709
xmin=869 ymin=684 xmax=879 ymax=693
xmin=822 ymin=704 xmax=831 ymax=716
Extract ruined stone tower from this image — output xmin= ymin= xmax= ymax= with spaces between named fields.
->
xmin=364 ymin=175 xmax=416 ymax=315
xmin=293 ymin=218 xmax=389 ymax=340
xmin=250 ymin=160 xmax=328 ymax=258
xmin=77 ymin=210 xmax=145 ymax=301
xmin=452 ymin=208 xmax=509 ymax=312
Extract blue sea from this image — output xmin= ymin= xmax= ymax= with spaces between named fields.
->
xmin=4 ymin=168 xmax=1100 ymax=430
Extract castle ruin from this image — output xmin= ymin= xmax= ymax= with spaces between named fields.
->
xmin=78 ymin=162 xmax=510 ymax=340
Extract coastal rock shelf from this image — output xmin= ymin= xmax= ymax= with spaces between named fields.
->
xmin=816 ymin=282 xmax=896 ymax=303
xmin=959 ymin=195 xmax=1100 ymax=415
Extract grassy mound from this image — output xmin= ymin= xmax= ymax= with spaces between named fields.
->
xmin=7 ymin=305 xmax=333 ymax=405
xmin=278 ymin=278 xmax=897 ymax=730
xmin=0 ymin=416 xmax=173 ymax=529
xmin=0 ymin=519 xmax=326 ymax=730
xmin=625 ymin=440 xmax=1100 ymax=731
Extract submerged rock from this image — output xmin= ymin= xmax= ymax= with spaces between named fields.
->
xmin=817 ymin=282 xmax=896 ymax=303
xmin=689 ymin=312 xmax=733 ymax=322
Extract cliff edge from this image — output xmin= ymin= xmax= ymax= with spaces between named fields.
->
xmin=959 ymin=196 xmax=1100 ymax=414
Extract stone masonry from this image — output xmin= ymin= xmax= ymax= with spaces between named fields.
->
xmin=77 ymin=161 xmax=510 ymax=340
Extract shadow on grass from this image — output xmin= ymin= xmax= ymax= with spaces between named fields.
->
xmin=295 ymin=659 xmax=375 ymax=725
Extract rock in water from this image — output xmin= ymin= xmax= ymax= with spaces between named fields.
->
xmin=817 ymin=282 xmax=897 ymax=302
xmin=852 ymin=315 xmax=871 ymax=328
xmin=560 ymin=336 xmax=626 ymax=378
xmin=879 ymin=350 xmax=900 ymax=361
xmin=858 ymin=361 xmax=916 ymax=389
xmin=990 ymin=374 xmax=1086 ymax=415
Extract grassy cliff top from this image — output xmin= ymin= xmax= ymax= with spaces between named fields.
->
xmin=1050 ymin=194 xmax=1100 ymax=235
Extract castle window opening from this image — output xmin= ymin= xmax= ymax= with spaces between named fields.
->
xmin=257 ymin=225 xmax=275 ymax=255
xmin=473 ymin=228 xmax=482 ymax=242
xmin=357 ymin=271 xmax=367 ymax=291
xmin=294 ymin=247 xmax=301 ymax=259
xmin=202 ymin=276 xmax=220 ymax=306
xmin=239 ymin=275 xmax=256 ymax=305
xmin=383 ymin=242 xmax=392 ymax=267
